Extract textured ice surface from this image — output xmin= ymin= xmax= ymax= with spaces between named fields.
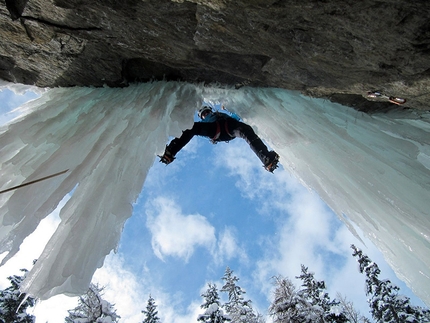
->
xmin=0 ymin=82 xmax=429 ymax=304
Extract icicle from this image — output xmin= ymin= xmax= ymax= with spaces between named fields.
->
xmin=0 ymin=82 xmax=201 ymax=298
xmin=0 ymin=81 xmax=429 ymax=306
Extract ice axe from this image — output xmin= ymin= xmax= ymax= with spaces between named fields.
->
xmin=0 ymin=169 xmax=69 ymax=194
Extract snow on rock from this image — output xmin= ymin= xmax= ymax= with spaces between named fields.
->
xmin=0 ymin=82 xmax=429 ymax=306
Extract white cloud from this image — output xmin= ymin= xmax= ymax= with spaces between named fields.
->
xmin=146 ymin=197 xmax=216 ymax=262
xmin=214 ymin=226 xmax=248 ymax=265
xmin=254 ymin=185 xmax=346 ymax=285
xmin=213 ymin=141 xmax=261 ymax=197
xmin=145 ymin=195 xmax=248 ymax=266
xmin=212 ymin=139 xmax=373 ymax=313
xmin=93 ymin=253 xmax=148 ymax=323
xmin=0 ymin=88 xmax=40 ymax=126
xmin=78 ymin=244 xmax=205 ymax=323
xmin=33 ymin=294 xmax=78 ymax=323
xmin=218 ymin=227 xmax=240 ymax=259
xmin=159 ymin=299 xmax=202 ymax=323
xmin=181 ymin=133 xmax=202 ymax=155
xmin=80 ymin=245 xmax=207 ymax=323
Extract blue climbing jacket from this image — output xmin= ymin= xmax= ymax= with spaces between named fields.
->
xmin=202 ymin=110 xmax=241 ymax=123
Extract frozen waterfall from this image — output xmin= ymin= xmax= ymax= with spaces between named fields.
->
xmin=0 ymin=82 xmax=429 ymax=304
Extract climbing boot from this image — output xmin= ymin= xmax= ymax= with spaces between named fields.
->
xmin=264 ymin=151 xmax=280 ymax=173
xmin=158 ymin=147 xmax=175 ymax=165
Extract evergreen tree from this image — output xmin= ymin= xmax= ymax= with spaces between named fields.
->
xmin=352 ymin=245 xmax=430 ymax=323
xmin=197 ymin=283 xmax=230 ymax=323
xmin=269 ymin=275 xmax=315 ymax=323
xmin=65 ymin=283 xmax=120 ymax=323
xmin=142 ymin=294 xmax=160 ymax=323
xmin=297 ymin=265 xmax=349 ymax=323
xmin=220 ymin=267 xmax=263 ymax=323
xmin=0 ymin=268 xmax=36 ymax=323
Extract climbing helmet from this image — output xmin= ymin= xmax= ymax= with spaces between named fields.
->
xmin=198 ymin=106 xmax=212 ymax=119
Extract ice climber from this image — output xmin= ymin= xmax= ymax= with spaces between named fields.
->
xmin=159 ymin=106 xmax=280 ymax=172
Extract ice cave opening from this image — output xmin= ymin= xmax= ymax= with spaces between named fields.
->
xmin=0 ymin=81 xmax=429 ymax=306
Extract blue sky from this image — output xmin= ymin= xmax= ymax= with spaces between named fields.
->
xmin=0 ymin=87 xmax=426 ymax=322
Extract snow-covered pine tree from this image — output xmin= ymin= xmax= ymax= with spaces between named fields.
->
xmin=269 ymin=275 xmax=316 ymax=323
xmin=197 ymin=283 xmax=231 ymax=323
xmin=65 ymin=283 xmax=120 ymax=323
xmin=297 ymin=265 xmax=349 ymax=323
xmin=351 ymin=245 xmax=430 ymax=323
xmin=0 ymin=268 xmax=36 ymax=323
xmin=220 ymin=267 xmax=264 ymax=323
xmin=142 ymin=295 xmax=160 ymax=323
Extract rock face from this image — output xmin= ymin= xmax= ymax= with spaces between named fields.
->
xmin=0 ymin=0 xmax=429 ymax=111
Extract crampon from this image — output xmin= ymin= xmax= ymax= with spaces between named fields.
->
xmin=264 ymin=153 xmax=280 ymax=173
xmin=158 ymin=153 xmax=175 ymax=165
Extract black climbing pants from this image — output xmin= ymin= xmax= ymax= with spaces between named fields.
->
xmin=166 ymin=118 xmax=272 ymax=165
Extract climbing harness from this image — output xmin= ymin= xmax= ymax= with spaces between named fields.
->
xmin=210 ymin=119 xmax=235 ymax=143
